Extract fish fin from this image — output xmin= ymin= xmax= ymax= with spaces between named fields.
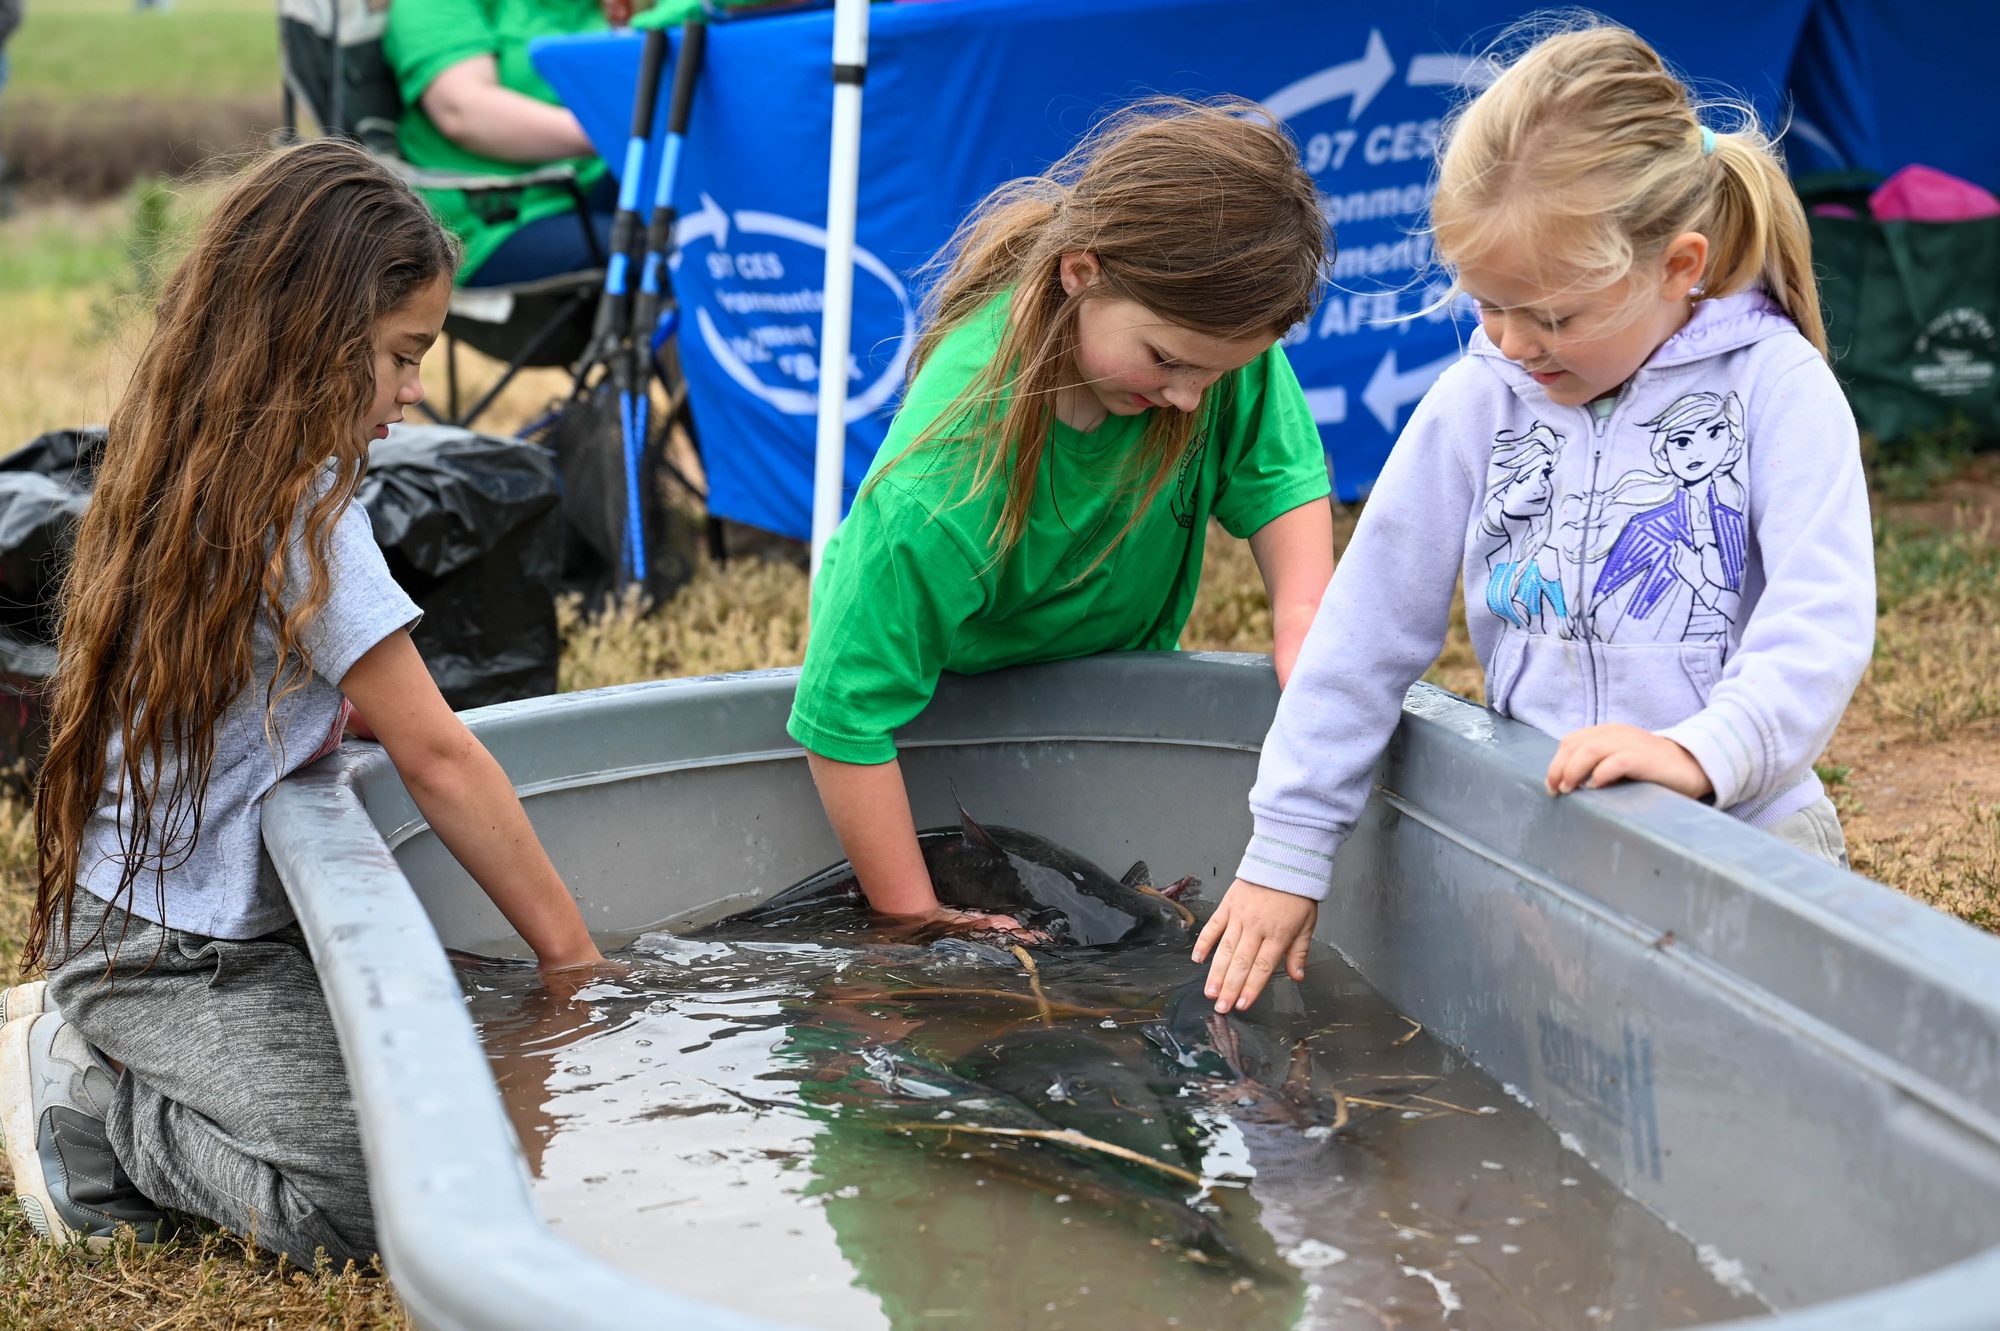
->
xmin=1282 ymin=1040 xmax=1315 ymax=1103
xmin=955 ymin=795 xmax=1007 ymax=853
xmin=1159 ymin=875 xmax=1199 ymax=902
xmin=1131 ymin=880 xmax=1196 ymax=929
xmin=1120 ymin=860 xmax=1152 ymax=889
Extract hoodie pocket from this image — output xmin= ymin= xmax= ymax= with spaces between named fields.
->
xmin=1491 ymin=632 xmax=1585 ymax=727
xmin=1597 ymin=642 xmax=1723 ymax=731
xmin=1484 ymin=631 xmax=1528 ymax=715
xmin=1496 ymin=636 xmax=1722 ymax=734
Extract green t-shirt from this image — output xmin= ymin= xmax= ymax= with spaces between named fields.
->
xmin=787 ymin=295 xmax=1332 ymax=764
xmin=384 ymin=0 xmax=610 ymax=279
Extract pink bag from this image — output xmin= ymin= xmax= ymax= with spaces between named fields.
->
xmin=1869 ymin=164 xmax=2000 ymax=223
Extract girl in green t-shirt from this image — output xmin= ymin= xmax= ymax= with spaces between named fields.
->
xmin=788 ymin=98 xmax=1338 ymax=934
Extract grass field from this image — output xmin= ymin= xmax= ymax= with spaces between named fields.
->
xmin=6 ymin=0 xmax=278 ymax=105
xmin=0 ymin=185 xmax=1994 ymax=1324
xmin=2 ymin=0 xmax=281 ymax=197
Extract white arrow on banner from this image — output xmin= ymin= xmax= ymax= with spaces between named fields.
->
xmin=670 ymin=193 xmax=731 ymax=260
xmin=1405 ymin=52 xmax=1500 ymax=90
xmin=1262 ymin=30 xmax=1396 ymax=123
xmin=1361 ymin=348 xmax=1459 ymax=433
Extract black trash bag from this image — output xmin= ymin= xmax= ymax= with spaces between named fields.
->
xmin=360 ymin=425 xmax=563 ymax=710
xmin=0 ymin=428 xmax=101 ymax=771
xmin=0 ymin=426 xmax=106 ymax=488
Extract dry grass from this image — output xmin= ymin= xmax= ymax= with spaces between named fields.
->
xmin=558 ymin=560 xmax=811 ymax=690
xmin=1846 ymin=792 xmax=2000 ymax=933
xmin=0 ymin=1219 xmax=403 ymax=1330
xmin=0 ymin=286 xmax=143 ymax=451
xmin=1855 ymin=517 xmax=2000 ymax=740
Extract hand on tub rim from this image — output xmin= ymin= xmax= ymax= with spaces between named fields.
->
xmin=1546 ymin=723 xmax=1714 ymax=801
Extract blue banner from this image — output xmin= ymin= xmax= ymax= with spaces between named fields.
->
xmin=536 ymin=0 xmax=1814 ymax=539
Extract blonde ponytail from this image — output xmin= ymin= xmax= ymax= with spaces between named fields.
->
xmin=1705 ymin=130 xmax=1826 ymax=356
xmin=1431 ymin=19 xmax=1827 ymax=358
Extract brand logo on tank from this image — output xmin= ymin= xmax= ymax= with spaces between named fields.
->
xmin=673 ymin=193 xmax=914 ymax=422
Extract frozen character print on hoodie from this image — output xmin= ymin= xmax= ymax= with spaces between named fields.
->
xmin=1238 ymin=289 xmax=1877 ymax=901
xmin=1590 ymin=391 xmax=1748 ymax=646
xmin=1480 ymin=424 xmax=1568 ymax=633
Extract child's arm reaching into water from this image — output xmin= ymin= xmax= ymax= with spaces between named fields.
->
xmin=805 ymin=752 xmax=1029 ymax=934
xmin=340 ymin=629 xmax=604 ymax=973
xmin=1196 ymin=365 xmax=1487 ymax=1013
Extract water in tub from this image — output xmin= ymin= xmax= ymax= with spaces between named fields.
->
xmin=460 ymin=881 xmax=1768 ymax=1330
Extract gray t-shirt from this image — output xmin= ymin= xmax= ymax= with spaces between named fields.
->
xmin=77 ymin=489 xmax=420 ymax=939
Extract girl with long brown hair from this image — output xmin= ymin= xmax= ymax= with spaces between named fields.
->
xmin=1199 ymin=19 xmax=1873 ymax=1014
xmin=0 ymin=140 xmax=603 ymax=1265
xmin=787 ymin=98 xmax=1338 ymax=932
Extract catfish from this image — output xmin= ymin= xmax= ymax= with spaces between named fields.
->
xmin=698 ymin=801 xmax=1191 ymax=948
xmin=956 ymin=1028 xmax=1196 ymax=1174
xmin=796 ymin=1032 xmax=1251 ymax=1270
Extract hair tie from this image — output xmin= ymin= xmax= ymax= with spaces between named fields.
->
xmin=1700 ymin=126 xmax=1716 ymax=157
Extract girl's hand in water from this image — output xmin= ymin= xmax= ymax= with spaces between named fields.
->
xmin=540 ymin=956 xmax=629 ymax=1002
xmin=879 ymin=904 xmax=1045 ymax=942
xmin=1546 ymin=723 xmax=1713 ymax=800
xmin=1193 ymin=879 xmax=1317 ymax=1012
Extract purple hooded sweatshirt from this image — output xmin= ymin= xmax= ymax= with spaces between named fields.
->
xmin=1240 ymin=289 xmax=1875 ymax=900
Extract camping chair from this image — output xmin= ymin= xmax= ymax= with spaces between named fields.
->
xmin=275 ymin=0 xmax=605 ymax=430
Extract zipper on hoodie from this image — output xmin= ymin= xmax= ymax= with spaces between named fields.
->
xmin=1575 ymin=380 xmax=1632 ymax=726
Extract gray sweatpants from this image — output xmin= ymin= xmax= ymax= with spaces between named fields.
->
xmin=46 ymin=890 xmax=376 ymax=1268
xmin=1766 ymin=795 xmax=1851 ymax=869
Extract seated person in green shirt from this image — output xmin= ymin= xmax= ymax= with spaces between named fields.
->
xmin=789 ymin=100 xmax=1336 ymax=937
xmin=385 ymin=0 xmax=633 ymax=286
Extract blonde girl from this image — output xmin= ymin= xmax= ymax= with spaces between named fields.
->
xmin=0 ymin=141 xmax=602 ymax=1263
xmin=1198 ymin=21 xmax=1874 ymax=1010
xmin=789 ymin=99 xmax=1338 ymax=932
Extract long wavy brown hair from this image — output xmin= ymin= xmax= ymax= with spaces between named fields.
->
xmin=878 ymin=97 xmax=1329 ymax=561
xmin=26 ymin=140 xmax=457 ymax=971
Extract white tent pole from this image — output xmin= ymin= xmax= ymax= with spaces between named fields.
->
xmin=809 ymin=0 xmax=871 ymax=585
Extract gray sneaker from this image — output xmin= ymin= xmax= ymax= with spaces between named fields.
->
xmin=0 ymin=1013 xmax=174 ymax=1248
xmin=0 ymin=980 xmax=49 ymax=1026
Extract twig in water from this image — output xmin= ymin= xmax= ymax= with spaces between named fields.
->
xmin=895 ymin=1122 xmax=1201 ymax=1187
xmin=885 ymin=987 xmax=1110 ymax=1018
xmin=1391 ymin=1016 xmax=1423 ymax=1048
xmin=1407 ymin=1093 xmax=1479 ymax=1116
xmin=1344 ymin=1095 xmax=1416 ymax=1112
xmin=1011 ymin=945 xmax=1054 ymax=1028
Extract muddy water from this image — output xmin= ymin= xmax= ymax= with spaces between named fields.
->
xmin=460 ymin=927 xmax=1767 ymax=1331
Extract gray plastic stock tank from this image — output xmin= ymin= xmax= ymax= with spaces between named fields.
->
xmin=261 ymin=653 xmax=2000 ymax=1331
